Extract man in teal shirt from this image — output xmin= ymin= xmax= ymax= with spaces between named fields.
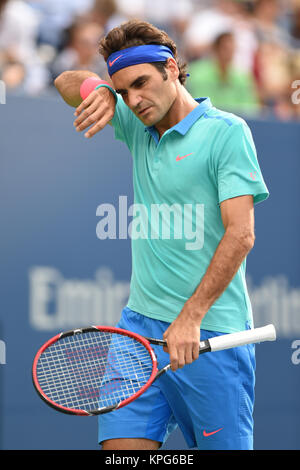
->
xmin=110 ymin=94 xmax=267 ymax=334
xmin=55 ymin=19 xmax=269 ymax=451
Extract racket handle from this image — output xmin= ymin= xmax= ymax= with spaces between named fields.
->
xmin=208 ymin=324 xmax=276 ymax=352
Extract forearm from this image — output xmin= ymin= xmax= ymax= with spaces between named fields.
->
xmin=163 ymin=196 xmax=255 ymax=370
xmin=188 ymin=228 xmax=255 ymax=323
xmin=54 ymin=70 xmax=100 ymax=107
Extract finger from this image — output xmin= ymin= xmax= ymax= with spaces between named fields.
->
xmin=168 ymin=344 xmax=179 ymax=372
xmin=192 ymin=341 xmax=200 ymax=361
xmin=84 ymin=116 xmax=112 ymax=138
xmin=184 ymin=345 xmax=194 ymax=365
xmin=162 ymin=330 xmax=170 ymax=353
xmin=170 ymin=357 xmax=178 ymax=372
xmin=74 ymin=101 xmax=99 ymax=129
xmin=74 ymin=93 xmax=94 ymax=117
xmin=177 ymin=347 xmax=186 ymax=369
xmin=75 ymin=109 xmax=101 ymax=133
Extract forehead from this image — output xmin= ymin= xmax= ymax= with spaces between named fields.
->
xmin=111 ymin=63 xmax=160 ymax=88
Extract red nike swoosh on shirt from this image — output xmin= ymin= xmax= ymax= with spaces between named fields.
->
xmin=176 ymin=153 xmax=193 ymax=161
xmin=203 ymin=428 xmax=223 ymax=437
xmin=109 ymin=55 xmax=123 ymax=67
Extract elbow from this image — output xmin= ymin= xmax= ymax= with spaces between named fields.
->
xmin=226 ymin=226 xmax=256 ymax=254
xmin=54 ymin=71 xmax=68 ymax=90
xmin=241 ymin=230 xmax=255 ymax=254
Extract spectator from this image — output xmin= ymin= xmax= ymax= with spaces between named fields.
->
xmin=144 ymin=0 xmax=194 ymax=58
xmin=0 ymin=0 xmax=50 ymax=94
xmin=28 ymin=0 xmax=94 ymax=49
xmin=144 ymin=0 xmax=188 ymax=31
xmin=186 ymin=31 xmax=260 ymax=116
xmin=0 ymin=0 xmax=39 ymax=63
xmin=290 ymin=5 xmax=300 ymax=48
xmin=250 ymin=0 xmax=295 ymax=117
xmin=253 ymin=40 xmax=292 ymax=116
xmin=85 ymin=0 xmax=127 ymax=33
xmin=114 ymin=0 xmax=145 ymax=22
xmin=258 ymin=47 xmax=300 ymax=121
xmin=51 ymin=19 xmax=107 ymax=80
xmin=183 ymin=0 xmax=258 ymax=73
xmin=290 ymin=51 xmax=300 ymax=120
xmin=251 ymin=0 xmax=291 ymax=46
xmin=0 ymin=0 xmax=298 ymax=119
xmin=265 ymin=50 xmax=300 ymax=121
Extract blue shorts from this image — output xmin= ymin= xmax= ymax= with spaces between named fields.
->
xmin=98 ymin=307 xmax=256 ymax=450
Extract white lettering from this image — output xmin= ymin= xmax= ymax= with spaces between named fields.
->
xmin=291 ymin=80 xmax=300 ymax=105
xmin=0 ymin=80 xmax=6 ymax=104
xmin=95 ymin=197 xmax=205 ymax=250
xmin=104 ymin=455 xmax=140 ymax=467
xmin=248 ymin=276 xmax=300 ymax=337
xmin=184 ymin=203 xmax=205 ymax=251
xmin=29 ymin=266 xmax=130 ymax=331
xmin=128 ymin=203 xmax=149 ymax=239
xmin=0 ymin=340 xmax=6 ymax=364
xmin=151 ymin=203 xmax=183 ymax=240
xmin=118 ymin=195 xmax=128 ymax=239
xmin=29 ymin=268 xmax=300 ymax=339
xmin=96 ymin=203 xmax=116 ymax=239
xmin=291 ymin=340 xmax=300 ymax=365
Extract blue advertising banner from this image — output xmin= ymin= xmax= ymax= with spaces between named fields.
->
xmin=0 ymin=94 xmax=299 ymax=450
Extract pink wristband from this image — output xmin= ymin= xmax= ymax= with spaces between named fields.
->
xmin=80 ymin=78 xmax=111 ymax=100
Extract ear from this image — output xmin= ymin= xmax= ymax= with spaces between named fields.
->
xmin=166 ymin=57 xmax=179 ymax=81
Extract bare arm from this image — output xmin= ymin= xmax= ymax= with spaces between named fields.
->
xmin=54 ymin=70 xmax=116 ymax=138
xmin=163 ymin=195 xmax=255 ymax=371
xmin=54 ymin=70 xmax=100 ymax=107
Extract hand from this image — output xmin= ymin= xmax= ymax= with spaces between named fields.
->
xmin=73 ymin=87 xmax=116 ymax=138
xmin=163 ymin=300 xmax=204 ymax=371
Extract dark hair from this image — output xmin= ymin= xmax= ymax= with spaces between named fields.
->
xmin=0 ymin=0 xmax=8 ymax=14
xmin=213 ymin=31 xmax=234 ymax=49
xmin=99 ymin=19 xmax=188 ymax=85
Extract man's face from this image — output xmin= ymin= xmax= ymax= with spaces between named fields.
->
xmin=111 ymin=62 xmax=178 ymax=127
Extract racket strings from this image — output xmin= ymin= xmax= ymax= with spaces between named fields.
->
xmin=36 ymin=331 xmax=154 ymax=412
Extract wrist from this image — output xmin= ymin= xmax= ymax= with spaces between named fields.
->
xmin=80 ymin=77 xmax=118 ymax=102
xmin=95 ymin=82 xmax=118 ymax=102
xmin=181 ymin=297 xmax=207 ymax=325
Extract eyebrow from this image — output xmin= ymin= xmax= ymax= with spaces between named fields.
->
xmin=115 ymin=74 xmax=150 ymax=94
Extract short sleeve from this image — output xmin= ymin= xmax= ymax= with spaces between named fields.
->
xmin=216 ymin=121 xmax=269 ymax=205
xmin=110 ymin=95 xmax=142 ymax=151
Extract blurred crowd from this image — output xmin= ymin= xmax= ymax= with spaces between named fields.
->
xmin=0 ymin=0 xmax=300 ymax=120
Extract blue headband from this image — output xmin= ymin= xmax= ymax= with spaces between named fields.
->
xmin=107 ymin=45 xmax=175 ymax=76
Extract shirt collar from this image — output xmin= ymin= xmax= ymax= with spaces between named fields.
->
xmin=145 ymin=97 xmax=212 ymax=140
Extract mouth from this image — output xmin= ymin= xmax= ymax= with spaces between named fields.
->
xmin=138 ymin=106 xmax=152 ymax=117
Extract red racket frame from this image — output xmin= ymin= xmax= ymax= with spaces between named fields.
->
xmin=32 ymin=326 xmax=159 ymax=416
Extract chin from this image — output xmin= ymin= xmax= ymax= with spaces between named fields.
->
xmin=144 ymin=118 xmax=157 ymax=127
xmin=139 ymin=115 xmax=156 ymax=126
xmin=143 ymin=112 xmax=165 ymax=127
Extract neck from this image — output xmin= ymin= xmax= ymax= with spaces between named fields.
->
xmin=155 ymin=83 xmax=198 ymax=138
xmin=217 ymin=59 xmax=230 ymax=80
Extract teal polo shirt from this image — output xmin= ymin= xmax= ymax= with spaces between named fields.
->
xmin=110 ymin=96 xmax=269 ymax=333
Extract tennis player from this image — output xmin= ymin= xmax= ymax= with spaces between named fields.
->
xmin=55 ymin=19 xmax=269 ymax=451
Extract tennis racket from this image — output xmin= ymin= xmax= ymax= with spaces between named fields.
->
xmin=32 ymin=324 xmax=276 ymax=416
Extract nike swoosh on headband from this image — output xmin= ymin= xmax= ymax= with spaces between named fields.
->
xmin=108 ymin=55 xmax=123 ymax=67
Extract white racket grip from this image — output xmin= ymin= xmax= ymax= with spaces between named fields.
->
xmin=208 ymin=324 xmax=276 ymax=352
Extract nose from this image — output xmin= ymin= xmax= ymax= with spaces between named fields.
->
xmin=127 ymin=90 xmax=143 ymax=110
